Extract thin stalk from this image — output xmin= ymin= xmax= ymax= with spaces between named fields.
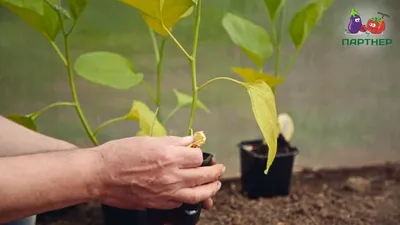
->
xmin=31 ymin=102 xmax=75 ymax=120
xmin=162 ymin=106 xmax=180 ymax=124
xmin=186 ymin=0 xmax=202 ymax=135
xmin=93 ymin=116 xmax=127 ymax=137
xmin=198 ymin=77 xmax=244 ymax=92
xmin=275 ymin=7 xmax=285 ymax=78
xmin=141 ymin=80 xmax=157 ymax=104
xmin=55 ymin=9 xmax=98 ymax=145
xmin=162 ymin=24 xmax=192 ymax=61
xmin=149 ymin=27 xmax=160 ymax=62
xmin=156 ymin=39 xmax=167 ymax=120
xmin=281 ymin=50 xmax=299 ymax=78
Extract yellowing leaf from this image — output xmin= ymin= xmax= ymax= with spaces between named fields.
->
xmin=120 ymin=0 xmax=195 ymax=36
xmin=127 ymin=101 xmax=167 ymax=137
xmin=173 ymin=89 xmax=210 ymax=113
xmin=232 ymin=67 xmax=283 ymax=87
xmin=242 ymin=80 xmax=278 ymax=174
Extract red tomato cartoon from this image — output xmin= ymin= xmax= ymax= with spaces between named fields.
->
xmin=364 ymin=17 xmax=385 ymax=34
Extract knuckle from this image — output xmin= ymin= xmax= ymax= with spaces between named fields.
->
xmin=188 ymin=193 xmax=201 ymax=204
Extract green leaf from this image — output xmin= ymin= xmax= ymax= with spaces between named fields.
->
xmin=127 ymin=101 xmax=167 ymax=137
xmin=7 ymin=114 xmax=37 ymax=131
xmin=242 ymin=80 xmax=278 ymax=174
xmin=67 ymin=0 xmax=89 ymax=20
xmin=222 ymin=12 xmax=273 ymax=68
xmin=120 ymin=0 xmax=195 ymax=36
xmin=45 ymin=0 xmax=72 ymax=20
xmin=0 ymin=0 xmax=60 ymax=40
xmin=264 ymin=0 xmax=285 ymax=22
xmin=288 ymin=0 xmax=333 ymax=50
xmin=173 ymin=89 xmax=210 ymax=113
xmin=74 ymin=51 xmax=144 ymax=89
xmin=232 ymin=67 xmax=284 ymax=87
xmin=180 ymin=5 xmax=194 ymax=19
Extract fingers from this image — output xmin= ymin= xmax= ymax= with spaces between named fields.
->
xmin=178 ymin=164 xmax=225 ymax=187
xmin=173 ymin=181 xmax=222 ymax=204
xmin=172 ymin=147 xmax=203 ymax=168
xmin=202 ymin=198 xmax=213 ymax=210
xmin=158 ymin=136 xmax=194 ymax=146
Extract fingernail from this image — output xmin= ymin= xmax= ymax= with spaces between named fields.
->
xmin=221 ymin=166 xmax=226 ymax=173
xmin=217 ymin=181 xmax=222 ymax=189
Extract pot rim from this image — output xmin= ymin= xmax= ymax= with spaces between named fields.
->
xmin=238 ymin=139 xmax=299 ymax=159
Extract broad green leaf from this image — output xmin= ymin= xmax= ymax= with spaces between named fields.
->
xmin=288 ymin=0 xmax=333 ymax=50
xmin=222 ymin=13 xmax=273 ymax=68
xmin=120 ymin=0 xmax=195 ymax=36
xmin=127 ymin=101 xmax=167 ymax=136
xmin=264 ymin=0 xmax=285 ymax=22
xmin=232 ymin=67 xmax=284 ymax=87
xmin=1 ymin=0 xmax=60 ymax=40
xmin=173 ymin=89 xmax=210 ymax=113
xmin=242 ymin=80 xmax=278 ymax=174
xmin=1 ymin=0 xmax=43 ymax=14
xmin=74 ymin=51 xmax=144 ymax=89
xmin=67 ymin=0 xmax=89 ymax=20
xmin=7 ymin=114 xmax=37 ymax=131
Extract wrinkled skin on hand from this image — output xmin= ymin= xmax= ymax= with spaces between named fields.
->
xmin=94 ymin=136 xmax=225 ymax=210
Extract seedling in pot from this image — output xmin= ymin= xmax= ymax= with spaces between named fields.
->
xmin=1 ymin=0 xmax=279 ymax=224
xmin=222 ymin=0 xmax=333 ymax=198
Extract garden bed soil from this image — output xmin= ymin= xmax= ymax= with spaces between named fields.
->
xmin=37 ymin=162 xmax=400 ymax=225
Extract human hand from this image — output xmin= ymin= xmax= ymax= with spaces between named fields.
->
xmin=93 ymin=136 xmax=225 ymax=210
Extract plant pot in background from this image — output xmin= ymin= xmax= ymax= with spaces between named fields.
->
xmin=101 ymin=206 xmax=147 ymax=225
xmin=2 ymin=215 xmax=36 ymax=225
xmin=146 ymin=152 xmax=214 ymax=225
xmin=239 ymin=134 xmax=299 ymax=199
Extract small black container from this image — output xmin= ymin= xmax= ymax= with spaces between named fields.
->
xmin=101 ymin=206 xmax=147 ymax=225
xmin=239 ymin=134 xmax=298 ymax=199
xmin=146 ymin=152 xmax=214 ymax=225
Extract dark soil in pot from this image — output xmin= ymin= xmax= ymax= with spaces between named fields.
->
xmin=239 ymin=134 xmax=299 ymax=198
xmin=146 ymin=152 xmax=214 ymax=225
xmin=36 ymin=162 xmax=400 ymax=225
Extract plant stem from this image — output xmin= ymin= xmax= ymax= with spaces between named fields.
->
xmin=141 ymin=80 xmax=157 ymax=104
xmin=281 ymin=50 xmax=299 ymax=78
xmin=162 ymin=106 xmax=180 ymax=124
xmin=198 ymin=77 xmax=244 ymax=92
xmin=55 ymin=9 xmax=98 ymax=146
xmin=31 ymin=102 xmax=75 ymax=120
xmin=163 ymin=25 xmax=192 ymax=61
xmin=186 ymin=0 xmax=202 ymax=135
xmin=93 ymin=116 xmax=127 ymax=136
xmin=156 ymin=39 xmax=167 ymax=120
xmin=149 ymin=27 xmax=160 ymax=62
xmin=49 ymin=41 xmax=67 ymax=65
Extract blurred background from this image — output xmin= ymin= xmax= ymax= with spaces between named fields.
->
xmin=1 ymin=0 xmax=399 ymax=177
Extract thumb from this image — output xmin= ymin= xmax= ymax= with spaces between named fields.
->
xmin=159 ymin=135 xmax=194 ymax=146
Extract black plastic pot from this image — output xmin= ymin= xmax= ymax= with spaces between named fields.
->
xmin=146 ymin=152 xmax=214 ymax=225
xmin=101 ymin=205 xmax=147 ymax=225
xmin=239 ymin=134 xmax=298 ymax=199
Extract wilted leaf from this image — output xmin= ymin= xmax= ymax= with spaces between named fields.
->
xmin=120 ymin=0 xmax=195 ymax=36
xmin=1 ymin=0 xmax=60 ymax=40
xmin=173 ymin=89 xmax=210 ymax=113
xmin=74 ymin=51 xmax=143 ymax=89
xmin=264 ymin=0 xmax=285 ymax=22
xmin=7 ymin=114 xmax=37 ymax=131
xmin=242 ymin=80 xmax=278 ymax=174
xmin=67 ymin=0 xmax=89 ymax=20
xmin=232 ymin=67 xmax=283 ymax=87
xmin=288 ymin=0 xmax=333 ymax=49
xmin=127 ymin=101 xmax=167 ymax=136
xmin=222 ymin=12 xmax=273 ymax=68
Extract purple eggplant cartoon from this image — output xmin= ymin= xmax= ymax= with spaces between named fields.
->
xmin=347 ymin=8 xmax=362 ymax=33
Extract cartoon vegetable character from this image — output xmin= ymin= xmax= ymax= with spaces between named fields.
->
xmin=361 ymin=12 xmax=389 ymax=34
xmin=347 ymin=8 xmax=362 ymax=33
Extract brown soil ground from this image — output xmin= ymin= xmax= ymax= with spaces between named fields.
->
xmin=37 ymin=162 xmax=400 ymax=225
